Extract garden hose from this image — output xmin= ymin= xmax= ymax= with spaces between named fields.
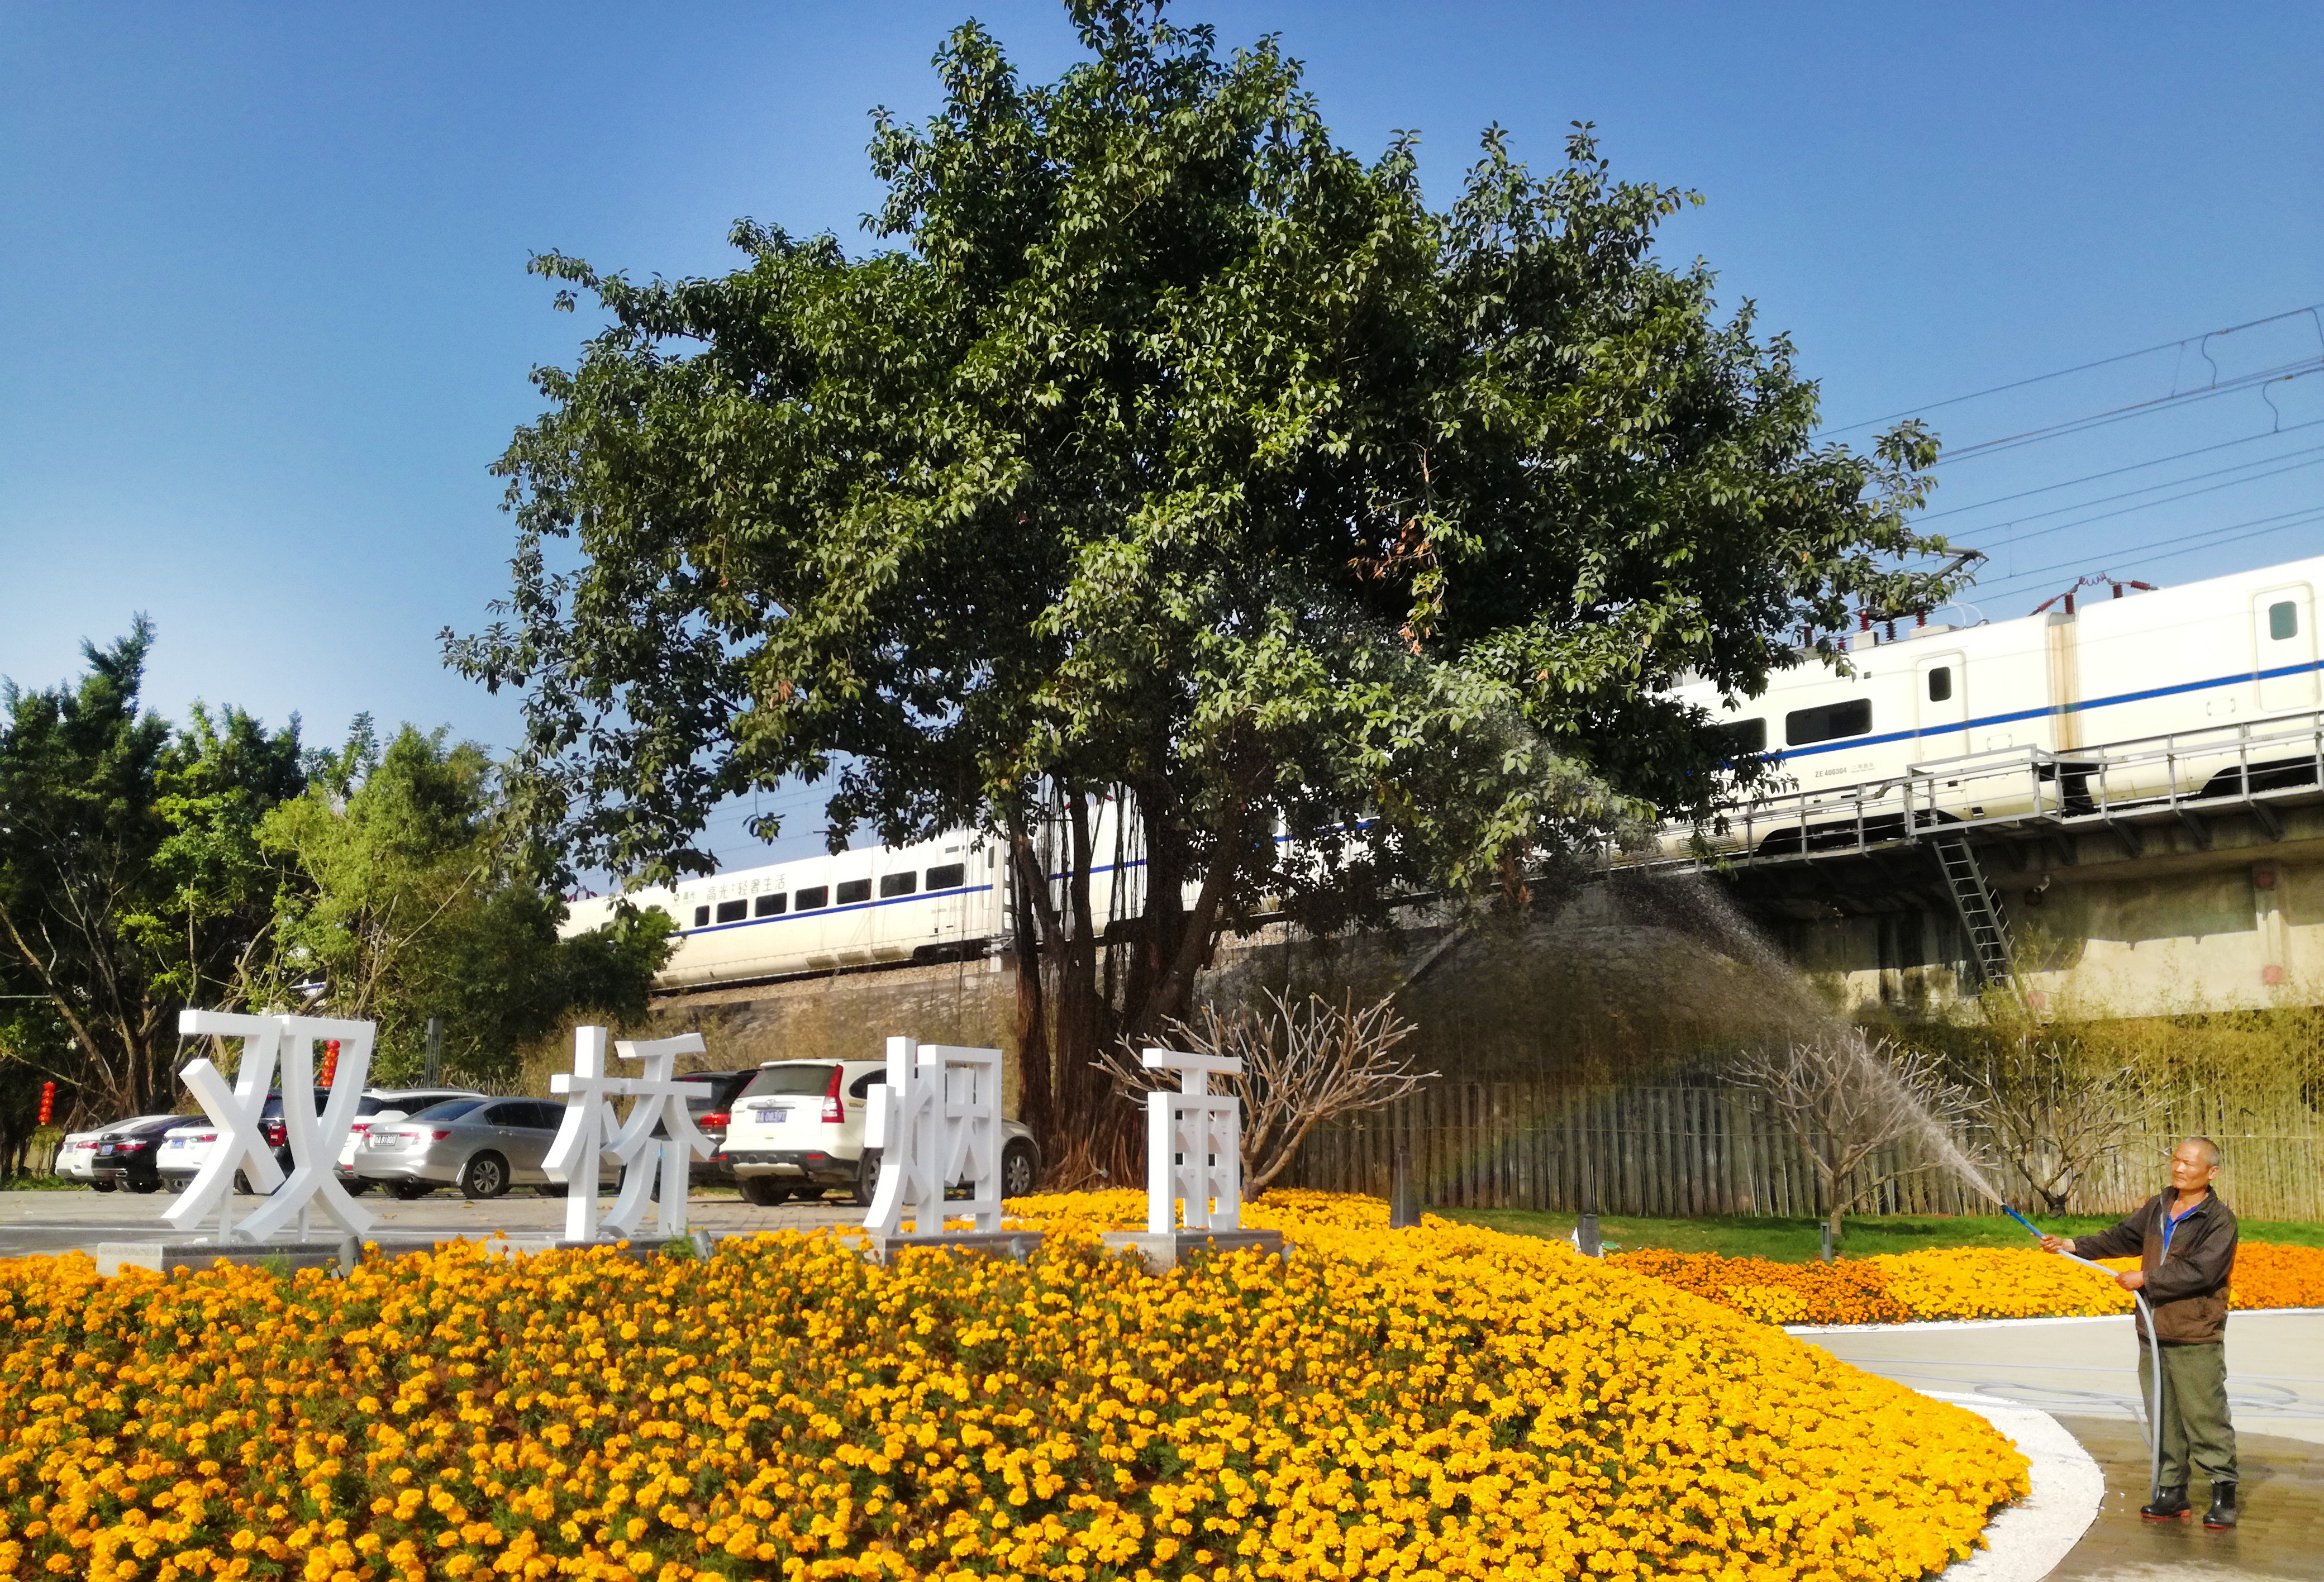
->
xmin=2005 ymin=1205 xmax=2166 ymax=1505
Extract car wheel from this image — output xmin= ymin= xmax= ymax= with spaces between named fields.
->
xmin=89 ymin=1179 xmax=116 ymax=1194
xmin=388 ymin=1180 xmax=432 ymax=1200
xmin=852 ymin=1150 xmax=882 ymax=1207
xmin=737 ymin=1177 xmax=791 ymax=1207
xmin=345 ymin=1179 xmax=374 ymax=1195
xmin=232 ymin=1170 xmax=255 ymax=1196
xmin=460 ymin=1152 xmax=510 ymax=1200
xmin=1002 ymin=1140 xmax=1039 ymax=1199
xmin=128 ymin=1178 xmax=161 ymax=1194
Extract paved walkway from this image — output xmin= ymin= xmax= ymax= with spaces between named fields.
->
xmin=1802 ymin=1313 xmax=2324 ymax=1580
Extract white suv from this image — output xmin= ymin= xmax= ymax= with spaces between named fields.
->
xmin=720 ymin=1059 xmax=1042 ymax=1205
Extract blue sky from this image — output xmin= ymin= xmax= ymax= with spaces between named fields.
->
xmin=5 ymin=3 xmax=2321 ymax=869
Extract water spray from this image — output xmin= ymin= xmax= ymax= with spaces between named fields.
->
xmin=2006 ymin=1203 xmax=2167 ymax=1507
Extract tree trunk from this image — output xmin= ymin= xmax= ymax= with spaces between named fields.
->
xmin=1006 ymin=817 xmax=1053 ymax=1143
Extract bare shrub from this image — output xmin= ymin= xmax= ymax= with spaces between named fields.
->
xmin=1099 ymin=989 xmax=1434 ymax=1194
xmin=1731 ymin=1031 xmax=1976 ymax=1256
xmin=1969 ymin=1038 xmax=2172 ymax=1216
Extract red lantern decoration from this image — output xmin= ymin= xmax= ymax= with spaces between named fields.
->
xmin=319 ymin=1040 xmax=340 ymax=1087
xmin=37 ymin=1081 xmax=55 ymax=1127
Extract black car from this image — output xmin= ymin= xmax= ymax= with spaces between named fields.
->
xmin=681 ymin=1070 xmax=759 ymax=1187
xmin=91 ymin=1114 xmax=194 ymax=1193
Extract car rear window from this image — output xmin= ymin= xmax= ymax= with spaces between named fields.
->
xmin=741 ymin=1064 xmax=839 ymax=1099
xmin=405 ymin=1097 xmax=488 ymax=1123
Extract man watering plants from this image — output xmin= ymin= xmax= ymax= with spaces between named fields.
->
xmin=2042 ymin=1137 xmax=2239 ymax=1529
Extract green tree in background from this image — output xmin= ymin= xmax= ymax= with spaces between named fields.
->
xmin=0 ymin=621 xmax=297 ymax=1123
xmin=451 ymin=1 xmax=1962 ymax=1167
xmin=1 ymin=625 xmax=672 ymax=1128
xmin=261 ymin=722 xmax=673 ymax=1085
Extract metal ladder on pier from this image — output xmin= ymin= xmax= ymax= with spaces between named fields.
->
xmin=1932 ymin=835 xmax=2014 ymax=989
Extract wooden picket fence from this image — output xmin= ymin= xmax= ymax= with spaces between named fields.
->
xmin=1285 ymin=1080 xmax=2324 ymax=1222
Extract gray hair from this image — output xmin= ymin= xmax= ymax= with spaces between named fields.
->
xmin=2180 ymin=1136 xmax=2222 ymax=1169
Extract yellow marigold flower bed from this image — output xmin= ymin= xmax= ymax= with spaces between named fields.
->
xmin=1608 ymin=1239 xmax=2324 ymax=1327
xmin=0 ymin=1192 xmax=2026 ymax=1582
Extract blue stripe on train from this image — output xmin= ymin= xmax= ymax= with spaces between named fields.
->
xmin=1774 ymin=656 xmax=2324 ymax=760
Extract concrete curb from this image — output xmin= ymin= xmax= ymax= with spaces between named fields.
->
xmin=1928 ymin=1393 xmax=2104 ymax=1582
xmin=1787 ymin=1307 xmax=2324 ymax=1336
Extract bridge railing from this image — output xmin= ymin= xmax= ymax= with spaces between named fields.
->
xmin=1651 ymin=702 xmax=2324 ymax=867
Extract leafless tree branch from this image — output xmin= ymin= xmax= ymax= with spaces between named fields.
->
xmin=1097 ymin=988 xmax=1435 ymax=1194
xmin=1731 ymin=1031 xmax=1977 ymax=1255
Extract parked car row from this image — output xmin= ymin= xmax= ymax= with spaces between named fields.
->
xmin=50 ymin=1059 xmax=1044 ymax=1202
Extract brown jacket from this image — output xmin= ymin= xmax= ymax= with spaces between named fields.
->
xmin=2073 ymin=1187 xmax=2238 ymax=1343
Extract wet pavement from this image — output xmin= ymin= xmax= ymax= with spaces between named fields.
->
xmin=2043 ymin=1416 xmax=2324 ymax=1581
xmin=1803 ymin=1312 xmax=2324 ymax=1579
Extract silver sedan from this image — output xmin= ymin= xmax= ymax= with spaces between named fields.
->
xmin=353 ymin=1097 xmax=618 ymax=1201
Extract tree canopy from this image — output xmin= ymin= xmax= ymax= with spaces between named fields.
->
xmin=0 ymin=627 xmax=672 ymax=1131
xmin=261 ymin=721 xmax=674 ymax=1082
xmin=452 ymin=0 xmax=1958 ymax=1162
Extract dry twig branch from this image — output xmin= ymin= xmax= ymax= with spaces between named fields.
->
xmin=1098 ymin=988 xmax=1435 ymax=1194
xmin=1731 ymin=1031 xmax=1977 ymax=1254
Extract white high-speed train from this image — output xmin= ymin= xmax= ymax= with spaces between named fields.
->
xmin=561 ymin=806 xmax=1155 ymax=990
xmin=1676 ymin=551 xmax=2324 ymax=854
xmin=571 ymin=553 xmax=2324 ymax=984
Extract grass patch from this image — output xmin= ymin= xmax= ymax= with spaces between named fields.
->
xmin=1436 ymin=1207 xmax=2324 ymax=1261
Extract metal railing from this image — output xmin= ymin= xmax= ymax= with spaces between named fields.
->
xmin=1651 ymin=702 xmax=2324 ymax=868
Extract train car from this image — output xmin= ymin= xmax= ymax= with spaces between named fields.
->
xmin=564 ymin=832 xmax=1008 ymax=989
xmin=562 ymin=798 xmax=1164 ymax=990
xmin=1674 ymin=552 xmax=2324 ymax=854
xmin=573 ymin=552 xmax=2324 ymax=984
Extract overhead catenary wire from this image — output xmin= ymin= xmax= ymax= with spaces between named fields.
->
xmin=1816 ymin=302 xmax=2324 ymax=437
xmin=1965 ymin=447 xmax=2324 ymax=551
xmin=1931 ymin=360 xmax=2324 ymax=468
xmin=1910 ymin=418 xmax=2324 ymax=524
xmin=1969 ymin=503 xmax=2324 ymax=595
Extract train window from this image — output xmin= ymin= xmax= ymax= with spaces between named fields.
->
xmin=1785 ymin=699 xmax=1873 ymax=746
xmin=925 ymin=863 xmax=967 ymax=890
xmin=879 ymin=871 xmax=916 ymax=898
xmin=1926 ymin=666 xmax=1952 ymax=703
xmin=1711 ymin=719 xmax=1766 ymax=757
xmin=836 ymin=879 xmax=872 ymax=904
xmin=691 ymin=906 xmax=709 ymax=928
xmin=715 ymin=899 xmax=747 ymax=924
xmin=2270 ymin=601 xmax=2299 ymax=641
xmin=753 ymin=892 xmax=785 ymax=917
xmin=792 ymin=886 xmax=828 ymax=911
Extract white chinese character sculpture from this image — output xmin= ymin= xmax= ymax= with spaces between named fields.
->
xmin=544 ymin=1027 xmax=713 ymax=1242
xmin=1141 ymin=1048 xmax=1243 ymax=1235
xmin=167 ymin=1010 xmax=378 ymax=1244
xmin=864 ymin=1036 xmax=1006 ymax=1237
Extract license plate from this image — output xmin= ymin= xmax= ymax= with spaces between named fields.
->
xmin=169 ymin=1137 xmax=189 ymax=1150
xmin=765 ymin=1106 xmax=790 ymax=1123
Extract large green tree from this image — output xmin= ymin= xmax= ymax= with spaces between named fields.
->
xmin=451 ymin=1 xmax=1958 ymax=1164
